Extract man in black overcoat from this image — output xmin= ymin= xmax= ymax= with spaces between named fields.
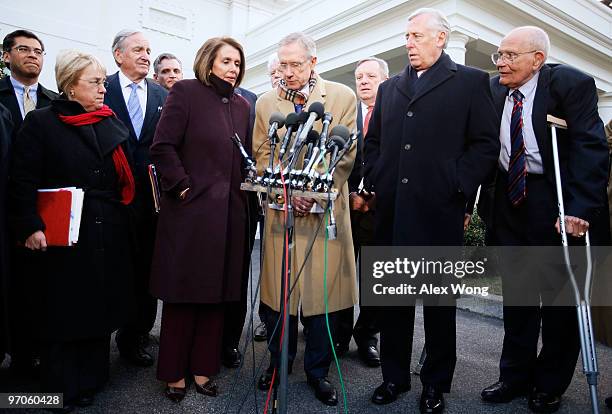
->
xmin=1 ymin=29 xmax=57 ymax=376
xmin=479 ymin=26 xmax=610 ymax=414
xmin=104 ymin=29 xmax=168 ymax=367
xmin=363 ymin=8 xmax=499 ymax=413
xmin=0 ymin=102 xmax=12 ymax=367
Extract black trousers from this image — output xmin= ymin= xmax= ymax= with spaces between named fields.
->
xmin=379 ymin=305 xmax=456 ymax=392
xmin=493 ymin=170 xmax=580 ymax=395
xmin=260 ymin=303 xmax=341 ymax=379
xmin=116 ymin=214 xmax=157 ymax=350
xmin=337 ymin=210 xmax=378 ymax=349
xmin=40 ymin=336 xmax=110 ymax=402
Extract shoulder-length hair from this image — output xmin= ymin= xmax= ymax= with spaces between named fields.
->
xmin=193 ymin=37 xmax=245 ymax=88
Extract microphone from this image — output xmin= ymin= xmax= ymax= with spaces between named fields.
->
xmin=296 ymin=101 xmax=324 ymax=144
xmin=278 ymin=112 xmax=299 ymax=160
xmin=327 ymin=125 xmax=350 ymax=146
xmin=287 ymin=112 xmax=310 ymax=158
xmin=317 ymin=112 xmax=333 ymax=149
xmin=267 ymin=112 xmax=285 ymax=143
xmin=230 ymin=133 xmax=257 ymax=181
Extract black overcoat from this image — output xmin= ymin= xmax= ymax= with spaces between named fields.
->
xmin=149 ymin=79 xmax=250 ymax=303
xmin=364 ymin=53 xmax=500 ymax=245
xmin=9 ymin=99 xmax=134 ymax=341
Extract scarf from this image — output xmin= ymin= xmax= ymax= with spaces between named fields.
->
xmin=276 ymin=71 xmax=317 ymax=105
xmin=58 ymin=104 xmax=135 ymax=205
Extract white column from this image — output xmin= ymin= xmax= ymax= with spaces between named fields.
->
xmin=446 ymin=32 xmax=470 ymax=65
xmin=598 ymin=92 xmax=612 ymax=124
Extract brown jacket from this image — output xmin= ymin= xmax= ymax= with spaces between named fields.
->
xmin=253 ymin=74 xmax=357 ymax=316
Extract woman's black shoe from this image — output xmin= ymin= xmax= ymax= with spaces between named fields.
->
xmin=165 ymin=386 xmax=186 ymax=402
xmin=195 ymin=380 xmax=218 ymax=397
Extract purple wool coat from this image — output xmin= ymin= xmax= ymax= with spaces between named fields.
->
xmin=149 ymin=78 xmax=251 ymax=304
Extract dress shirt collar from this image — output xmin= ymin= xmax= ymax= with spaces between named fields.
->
xmin=508 ymin=71 xmax=539 ymax=101
xmin=119 ymin=70 xmax=146 ymax=91
xmin=10 ymin=76 xmax=38 ymax=95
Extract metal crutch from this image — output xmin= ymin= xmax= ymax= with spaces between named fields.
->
xmin=548 ymin=114 xmax=599 ymax=414
xmin=412 ymin=346 xmax=426 ymax=375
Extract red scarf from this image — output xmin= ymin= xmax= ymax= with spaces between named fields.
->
xmin=58 ymin=104 xmax=135 ymax=205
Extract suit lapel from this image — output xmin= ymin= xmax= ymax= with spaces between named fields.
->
xmin=105 ymin=72 xmax=136 ymax=140
xmin=395 ymin=66 xmax=414 ymax=101
xmin=141 ymin=79 xmax=161 ymax=141
xmin=490 ymin=77 xmax=508 ymax=125
xmin=532 ymin=65 xmax=550 ymax=162
xmin=0 ymin=77 xmax=24 ymax=127
xmin=408 ymin=53 xmax=456 ymax=107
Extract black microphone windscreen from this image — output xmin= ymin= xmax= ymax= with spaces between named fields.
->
xmin=329 ymin=125 xmax=350 ymax=140
xmin=307 ymin=130 xmax=320 ymax=143
xmin=307 ymin=102 xmax=325 ymax=120
xmin=329 ymin=135 xmax=346 ymax=148
xmin=269 ymin=112 xmax=285 ymax=128
xmin=297 ymin=112 xmax=310 ymax=123
xmin=284 ymin=112 xmax=299 ymax=127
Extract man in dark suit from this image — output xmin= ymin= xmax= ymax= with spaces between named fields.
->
xmin=0 ymin=102 xmax=12 ymax=367
xmin=363 ymin=8 xmax=499 ymax=413
xmin=1 ymin=29 xmax=57 ymax=376
xmin=336 ymin=57 xmax=389 ymax=367
xmin=480 ymin=26 xmax=609 ymax=414
xmin=220 ymin=85 xmax=258 ymax=368
xmin=104 ymin=29 xmax=168 ymax=367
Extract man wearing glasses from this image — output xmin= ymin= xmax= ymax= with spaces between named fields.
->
xmin=0 ymin=29 xmax=57 ymax=378
xmin=480 ymin=26 xmax=609 ymax=413
xmin=252 ymin=32 xmax=357 ymax=407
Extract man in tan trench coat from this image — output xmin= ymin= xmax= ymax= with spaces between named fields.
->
xmin=253 ymin=32 xmax=357 ymax=407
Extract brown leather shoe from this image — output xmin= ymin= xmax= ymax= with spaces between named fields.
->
xmin=164 ymin=386 xmax=186 ymax=402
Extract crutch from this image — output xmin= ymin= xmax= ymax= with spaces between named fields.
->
xmin=411 ymin=346 xmax=427 ymax=375
xmin=548 ymin=114 xmax=599 ymax=414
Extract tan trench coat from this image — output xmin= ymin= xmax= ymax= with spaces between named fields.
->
xmin=253 ymin=75 xmax=357 ymax=317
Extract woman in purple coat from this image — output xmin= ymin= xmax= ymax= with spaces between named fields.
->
xmin=149 ymin=37 xmax=251 ymax=401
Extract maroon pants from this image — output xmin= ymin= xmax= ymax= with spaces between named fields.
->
xmin=157 ymin=303 xmax=224 ymax=382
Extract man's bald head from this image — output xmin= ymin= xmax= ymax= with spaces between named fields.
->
xmin=495 ymin=26 xmax=549 ymax=89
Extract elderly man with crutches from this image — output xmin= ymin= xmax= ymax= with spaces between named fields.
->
xmin=479 ymin=26 xmax=610 ymax=413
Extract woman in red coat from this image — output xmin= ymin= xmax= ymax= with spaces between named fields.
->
xmin=149 ymin=37 xmax=251 ymax=401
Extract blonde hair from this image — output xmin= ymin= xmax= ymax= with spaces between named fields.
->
xmin=193 ymin=37 xmax=245 ymax=87
xmin=55 ymin=50 xmax=106 ymax=95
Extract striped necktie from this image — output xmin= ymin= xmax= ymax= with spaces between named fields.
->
xmin=507 ymin=90 xmax=526 ymax=206
xmin=127 ymin=83 xmax=144 ymax=140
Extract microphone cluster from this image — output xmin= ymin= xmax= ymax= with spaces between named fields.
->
xmin=257 ymin=102 xmax=357 ymax=193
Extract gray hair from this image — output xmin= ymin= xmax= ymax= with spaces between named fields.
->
xmin=267 ymin=53 xmax=279 ymax=72
xmin=278 ymin=32 xmax=317 ymax=58
xmin=510 ymin=26 xmax=551 ymax=60
xmin=355 ymin=57 xmax=389 ymax=78
xmin=55 ymin=49 xmax=106 ymax=96
xmin=112 ymin=29 xmax=141 ymax=55
xmin=153 ymin=52 xmax=182 ymax=74
xmin=408 ymin=8 xmax=451 ymax=49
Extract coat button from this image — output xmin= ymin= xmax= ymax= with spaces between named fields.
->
xmin=93 ymin=169 xmax=101 ymax=174
xmin=221 ymin=97 xmax=229 ymax=104
xmin=404 ymin=144 xmax=412 ymax=150
xmin=401 ymin=178 xmax=408 ymax=184
xmin=95 ymin=217 xmax=103 ymax=224
xmin=406 ymin=111 xmax=414 ymax=117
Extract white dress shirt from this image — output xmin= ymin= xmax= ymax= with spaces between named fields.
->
xmin=118 ymin=71 xmax=147 ymax=119
xmin=499 ymin=72 xmax=543 ymax=174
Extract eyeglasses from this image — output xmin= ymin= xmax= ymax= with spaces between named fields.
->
xmin=11 ymin=45 xmax=45 ymax=56
xmin=491 ymin=50 xmax=538 ymax=64
xmin=278 ymin=59 xmax=310 ymax=72
xmin=79 ymin=78 xmax=108 ymax=88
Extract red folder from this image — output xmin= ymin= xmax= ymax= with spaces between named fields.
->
xmin=36 ymin=190 xmax=73 ymax=246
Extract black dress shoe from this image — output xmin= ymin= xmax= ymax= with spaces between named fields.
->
xmin=481 ymin=381 xmax=528 ymax=403
xmin=307 ymin=377 xmax=338 ymax=406
xmin=528 ymin=391 xmax=561 ymax=413
xmin=358 ymin=345 xmax=381 ymax=367
xmin=371 ymin=381 xmax=410 ymax=405
xmin=605 ymin=396 xmax=612 ymax=409
xmin=75 ymin=391 xmax=94 ymax=407
xmin=165 ymin=386 xmax=186 ymax=402
xmin=221 ymin=347 xmax=242 ymax=368
xmin=195 ymin=380 xmax=218 ymax=397
xmin=254 ymin=322 xmax=267 ymax=342
xmin=420 ymin=385 xmax=445 ymax=414
xmin=119 ymin=343 xmax=154 ymax=367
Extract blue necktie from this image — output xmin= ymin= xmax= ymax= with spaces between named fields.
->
xmin=294 ymin=104 xmax=303 ymax=113
xmin=127 ymin=83 xmax=144 ymax=140
xmin=507 ymin=90 xmax=526 ymax=206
